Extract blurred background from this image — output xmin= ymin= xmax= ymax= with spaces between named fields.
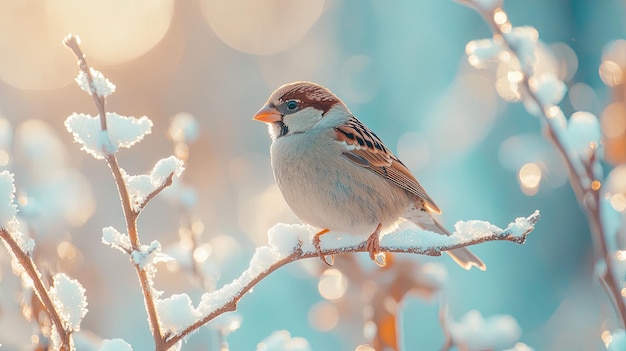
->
xmin=0 ymin=0 xmax=625 ymax=350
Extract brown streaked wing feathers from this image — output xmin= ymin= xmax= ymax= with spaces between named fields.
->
xmin=335 ymin=119 xmax=442 ymax=214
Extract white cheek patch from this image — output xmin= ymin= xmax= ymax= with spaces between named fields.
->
xmin=283 ymin=108 xmax=323 ymax=133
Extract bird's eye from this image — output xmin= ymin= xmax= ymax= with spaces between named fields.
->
xmin=286 ymin=100 xmax=299 ymax=110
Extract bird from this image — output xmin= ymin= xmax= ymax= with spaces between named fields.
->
xmin=252 ymin=81 xmax=485 ymax=270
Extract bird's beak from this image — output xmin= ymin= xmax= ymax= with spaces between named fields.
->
xmin=252 ymin=105 xmax=282 ymax=123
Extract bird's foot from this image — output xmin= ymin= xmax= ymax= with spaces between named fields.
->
xmin=313 ymin=229 xmax=334 ymax=266
xmin=366 ymin=223 xmax=386 ymax=267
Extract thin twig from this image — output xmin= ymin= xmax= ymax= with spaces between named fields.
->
xmin=0 ymin=229 xmax=71 ymax=350
xmin=469 ymin=5 xmax=626 ymax=328
xmin=164 ymin=212 xmax=539 ymax=348
xmin=136 ymin=173 xmax=175 ymax=214
xmin=63 ymin=35 xmax=107 ymax=131
xmin=64 ymin=34 xmax=165 ymax=350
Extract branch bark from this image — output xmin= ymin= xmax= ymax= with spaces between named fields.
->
xmin=163 ymin=211 xmax=540 ymax=349
xmin=64 ymin=34 xmax=165 ymax=350
xmin=0 ymin=229 xmax=71 ymax=351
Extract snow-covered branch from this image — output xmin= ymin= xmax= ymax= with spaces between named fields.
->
xmin=0 ymin=171 xmax=88 ymax=351
xmin=460 ymin=0 xmax=626 ymax=332
xmin=63 ymin=34 xmax=185 ymax=350
xmin=162 ymin=211 xmax=539 ymax=348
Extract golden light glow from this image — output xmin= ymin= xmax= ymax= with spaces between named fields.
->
xmin=468 ymin=55 xmax=480 ymax=67
xmin=0 ymin=150 xmax=9 ymax=166
xmin=500 ymin=22 xmax=512 ymax=33
xmin=622 ymin=288 xmax=626 ymax=297
xmin=465 ymin=41 xmax=477 ymax=55
xmin=599 ymin=61 xmax=623 ymax=87
xmin=355 ymin=345 xmax=376 ymax=351
xmin=31 ymin=334 xmax=39 ymax=345
xmin=546 ymin=106 xmax=561 ymax=118
xmin=499 ymin=50 xmax=512 ymax=62
xmin=601 ymin=102 xmax=626 ymax=138
xmin=518 ymin=163 xmax=542 ymax=195
xmin=193 ymin=244 xmax=212 ymax=263
xmin=0 ymin=0 xmax=174 ymax=89
xmin=318 ymin=268 xmax=348 ymax=300
xmin=57 ymin=241 xmax=78 ymax=261
xmin=610 ymin=193 xmax=626 ymax=212
xmin=496 ymin=77 xmax=521 ymax=102
xmin=201 ymin=0 xmax=325 ymax=55
xmin=617 ymin=250 xmax=626 ymax=261
xmin=308 ymin=301 xmax=339 ymax=332
xmin=191 ymin=220 xmax=205 ymax=235
xmin=507 ymin=70 xmax=523 ymax=83
xmin=165 ymin=261 xmax=179 ymax=272
xmin=591 ymin=180 xmax=602 ymax=191
xmin=493 ymin=9 xmax=508 ymax=26
xmin=602 ymin=330 xmax=613 ymax=347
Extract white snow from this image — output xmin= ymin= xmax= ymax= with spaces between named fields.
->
xmin=0 ymin=170 xmax=17 ymax=229
xmin=267 ymin=224 xmax=305 ymax=257
xmin=196 ymin=212 xmax=537 ymax=320
xmin=156 ymin=293 xmax=201 ymax=335
xmin=607 ymin=329 xmax=626 ymax=351
xmin=49 ymin=273 xmax=88 ymax=331
xmin=131 ymin=240 xmax=173 ymax=269
xmin=0 ymin=171 xmax=35 ymax=254
xmin=503 ymin=211 xmax=539 ymax=237
xmin=100 ymin=339 xmax=133 ymax=351
xmin=256 ymin=330 xmax=311 ymax=351
xmin=525 ymin=75 xmax=567 ymax=115
xmin=169 ymin=112 xmax=200 ymax=143
xmin=564 ymin=111 xmax=601 ymax=157
xmin=64 ymin=112 xmax=153 ymax=160
xmin=448 ymin=310 xmax=521 ymax=350
xmin=465 ymin=38 xmax=504 ymax=67
xmin=75 ymin=68 xmax=116 ymax=98
xmin=123 ymin=156 xmax=184 ymax=212
xmin=503 ymin=26 xmax=539 ymax=75
xmin=101 ymin=226 xmax=131 ymax=253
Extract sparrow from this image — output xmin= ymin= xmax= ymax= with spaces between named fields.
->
xmin=253 ymin=81 xmax=485 ymax=270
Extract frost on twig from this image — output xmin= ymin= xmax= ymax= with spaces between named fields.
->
xmin=162 ymin=211 xmax=539 ymax=348
xmin=49 ymin=273 xmax=88 ymax=332
xmin=123 ymin=156 xmax=185 ymax=212
xmin=75 ymin=68 xmax=116 ymax=98
xmin=131 ymin=240 xmax=173 ymax=270
xmin=0 ymin=170 xmax=86 ymax=351
xmin=102 ymin=226 xmax=132 ymax=254
xmin=64 ymin=112 xmax=153 ymax=160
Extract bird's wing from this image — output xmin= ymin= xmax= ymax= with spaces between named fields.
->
xmin=334 ymin=116 xmax=441 ymax=214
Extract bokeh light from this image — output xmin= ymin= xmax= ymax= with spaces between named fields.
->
xmin=518 ymin=162 xmax=542 ymax=196
xmin=0 ymin=0 xmax=174 ymax=90
xmin=318 ymin=268 xmax=348 ymax=301
xmin=308 ymin=301 xmax=339 ymax=332
xmin=201 ymin=0 xmax=325 ymax=55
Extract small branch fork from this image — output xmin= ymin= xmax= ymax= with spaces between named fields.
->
xmin=0 ymin=229 xmax=71 ymax=350
xmin=163 ymin=212 xmax=539 ymax=349
xmin=460 ymin=1 xmax=626 ymax=328
xmin=64 ymin=34 xmax=168 ymax=350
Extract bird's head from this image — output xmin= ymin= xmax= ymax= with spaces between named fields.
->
xmin=253 ymin=81 xmax=350 ymax=140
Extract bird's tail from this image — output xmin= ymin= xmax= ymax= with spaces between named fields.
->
xmin=405 ymin=210 xmax=486 ymax=271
